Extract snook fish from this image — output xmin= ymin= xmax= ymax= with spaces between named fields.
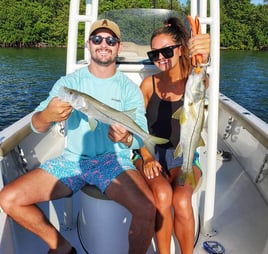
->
xmin=58 ymin=86 xmax=169 ymax=154
xmin=172 ymin=66 xmax=206 ymax=188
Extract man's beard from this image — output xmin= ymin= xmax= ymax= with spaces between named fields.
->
xmin=91 ymin=55 xmax=116 ymax=66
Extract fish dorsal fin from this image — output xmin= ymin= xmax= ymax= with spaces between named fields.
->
xmin=172 ymin=107 xmax=187 ymax=126
xmin=88 ymin=118 xmax=98 ymax=131
xmin=174 ymin=143 xmax=183 ymax=158
xmin=124 ymin=108 xmax=136 ymax=121
xmin=172 ymin=107 xmax=184 ymax=119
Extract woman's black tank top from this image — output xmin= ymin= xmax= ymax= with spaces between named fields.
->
xmin=146 ymin=75 xmax=183 ymax=149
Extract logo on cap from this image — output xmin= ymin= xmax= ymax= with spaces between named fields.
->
xmin=102 ymin=19 xmax=108 ymax=26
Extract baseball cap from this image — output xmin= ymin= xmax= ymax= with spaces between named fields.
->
xmin=89 ymin=19 xmax=121 ymax=40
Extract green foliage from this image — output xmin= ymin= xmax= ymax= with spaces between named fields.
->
xmin=0 ymin=0 xmax=267 ymax=49
xmin=0 ymin=0 xmax=69 ymax=47
xmin=220 ymin=0 xmax=268 ymax=49
xmin=98 ymin=8 xmax=186 ymax=45
xmin=98 ymin=0 xmax=183 ymax=12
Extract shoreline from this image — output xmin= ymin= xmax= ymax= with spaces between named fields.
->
xmin=1 ymin=44 xmax=267 ymax=51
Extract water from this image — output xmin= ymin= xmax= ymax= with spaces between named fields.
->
xmin=220 ymin=50 xmax=268 ymax=123
xmin=0 ymin=48 xmax=68 ymax=130
xmin=0 ymin=48 xmax=267 ymax=131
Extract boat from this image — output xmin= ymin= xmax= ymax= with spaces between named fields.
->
xmin=1 ymin=0 xmax=268 ymax=253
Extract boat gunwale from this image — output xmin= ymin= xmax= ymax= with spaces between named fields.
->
xmin=219 ymin=94 xmax=268 ymax=149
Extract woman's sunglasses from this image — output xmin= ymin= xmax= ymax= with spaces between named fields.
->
xmin=89 ymin=35 xmax=120 ymax=46
xmin=147 ymin=45 xmax=181 ymax=62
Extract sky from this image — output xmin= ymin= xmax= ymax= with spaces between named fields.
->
xmin=251 ymin=0 xmax=263 ymax=4
xmin=179 ymin=0 xmax=263 ymax=5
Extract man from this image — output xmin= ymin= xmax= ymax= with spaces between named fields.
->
xmin=0 ymin=19 xmax=156 ymax=254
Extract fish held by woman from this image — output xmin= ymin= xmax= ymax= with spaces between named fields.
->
xmin=172 ymin=66 xmax=206 ymax=188
xmin=58 ymin=86 xmax=169 ymax=155
xmin=172 ymin=16 xmax=207 ymax=188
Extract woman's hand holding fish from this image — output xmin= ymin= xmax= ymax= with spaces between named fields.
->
xmin=188 ymin=33 xmax=210 ymax=64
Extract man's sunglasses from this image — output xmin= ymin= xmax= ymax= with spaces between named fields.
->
xmin=147 ymin=45 xmax=181 ymax=62
xmin=89 ymin=35 xmax=120 ymax=46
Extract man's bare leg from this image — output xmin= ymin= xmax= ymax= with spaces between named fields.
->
xmin=0 ymin=168 xmax=73 ymax=254
xmin=106 ymin=170 xmax=156 ymax=254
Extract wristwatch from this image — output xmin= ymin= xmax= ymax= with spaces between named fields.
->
xmin=126 ymin=132 xmax=133 ymax=146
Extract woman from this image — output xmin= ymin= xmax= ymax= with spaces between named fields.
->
xmin=134 ymin=17 xmax=210 ymax=254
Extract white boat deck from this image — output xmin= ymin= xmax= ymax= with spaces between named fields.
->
xmin=5 ymin=135 xmax=268 ymax=254
xmin=195 ymin=142 xmax=268 ymax=254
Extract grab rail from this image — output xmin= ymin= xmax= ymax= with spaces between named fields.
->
xmin=0 ymin=114 xmax=33 ymax=157
xmin=66 ymin=0 xmax=98 ymax=74
xmin=191 ymin=0 xmax=220 ymax=235
xmin=220 ymin=95 xmax=268 ymax=149
xmin=0 ymin=124 xmax=32 ymax=157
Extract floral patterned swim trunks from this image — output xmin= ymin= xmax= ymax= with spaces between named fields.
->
xmin=40 ymin=151 xmax=135 ymax=193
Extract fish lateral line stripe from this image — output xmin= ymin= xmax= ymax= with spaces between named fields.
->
xmin=183 ymin=100 xmax=205 ymax=167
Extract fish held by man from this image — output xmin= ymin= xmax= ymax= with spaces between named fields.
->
xmin=172 ymin=65 xmax=206 ymax=188
xmin=58 ymin=86 xmax=169 ymax=154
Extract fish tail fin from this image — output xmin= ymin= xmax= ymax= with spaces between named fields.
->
xmin=178 ymin=171 xmax=187 ymax=186
xmin=143 ymin=135 xmax=169 ymax=155
xmin=186 ymin=171 xmax=197 ymax=188
xmin=178 ymin=170 xmax=196 ymax=188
